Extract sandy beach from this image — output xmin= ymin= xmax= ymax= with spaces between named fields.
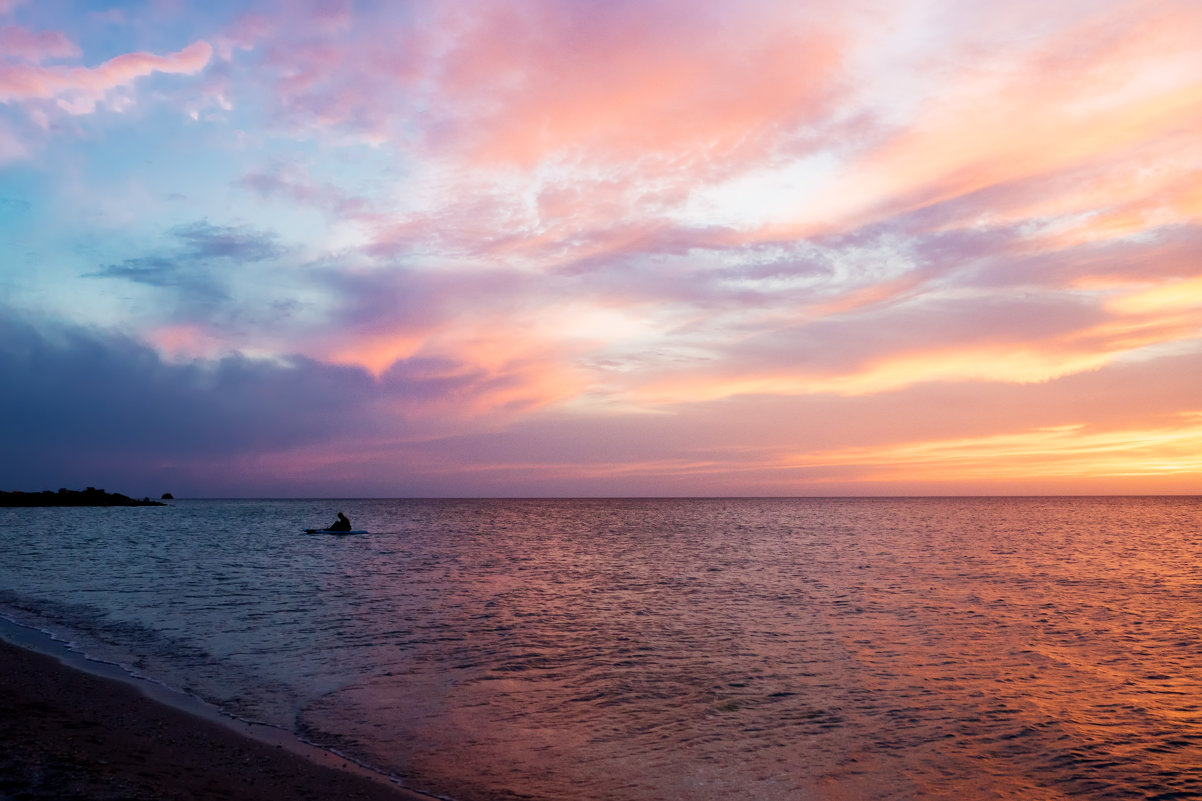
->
xmin=0 ymin=638 xmax=430 ymax=801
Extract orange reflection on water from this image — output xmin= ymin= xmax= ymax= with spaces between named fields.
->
xmin=273 ymin=498 xmax=1202 ymax=800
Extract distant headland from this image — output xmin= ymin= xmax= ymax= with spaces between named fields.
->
xmin=0 ymin=487 xmax=169 ymax=507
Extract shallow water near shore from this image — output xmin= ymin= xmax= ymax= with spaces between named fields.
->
xmin=2 ymin=497 xmax=1201 ymax=800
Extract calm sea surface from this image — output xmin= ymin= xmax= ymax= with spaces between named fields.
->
xmin=2 ymin=497 xmax=1201 ymax=800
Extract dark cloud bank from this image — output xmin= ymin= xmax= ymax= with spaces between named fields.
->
xmin=0 ymin=309 xmax=556 ymax=497
xmin=0 ymin=311 xmax=379 ymax=495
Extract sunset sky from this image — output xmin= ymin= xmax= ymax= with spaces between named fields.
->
xmin=2 ymin=0 xmax=1201 ymax=496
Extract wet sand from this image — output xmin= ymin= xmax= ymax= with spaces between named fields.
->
xmin=0 ymin=638 xmax=431 ymax=801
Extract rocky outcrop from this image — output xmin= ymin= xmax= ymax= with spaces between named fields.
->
xmin=0 ymin=487 xmax=168 ymax=507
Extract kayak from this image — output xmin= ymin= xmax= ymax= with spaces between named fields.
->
xmin=304 ymin=529 xmax=368 ymax=535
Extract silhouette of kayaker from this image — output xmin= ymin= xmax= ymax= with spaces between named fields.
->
xmin=327 ymin=512 xmax=352 ymax=532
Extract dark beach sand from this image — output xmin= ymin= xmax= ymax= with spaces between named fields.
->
xmin=0 ymin=639 xmax=431 ymax=801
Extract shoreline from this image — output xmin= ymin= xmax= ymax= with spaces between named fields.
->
xmin=0 ymin=619 xmax=436 ymax=801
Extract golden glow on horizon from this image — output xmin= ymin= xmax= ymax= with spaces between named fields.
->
xmin=788 ymin=414 xmax=1202 ymax=482
xmin=324 ymin=413 xmax=1202 ymax=493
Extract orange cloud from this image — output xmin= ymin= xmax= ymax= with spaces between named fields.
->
xmin=632 ymin=300 xmax=1202 ymax=407
xmin=786 ymin=414 xmax=1202 ymax=483
xmin=784 ymin=3 xmax=1202 ymax=237
xmin=634 ymin=345 xmax=1110 ymax=406
xmin=324 ymin=333 xmax=424 ymax=376
xmin=1107 ymin=276 xmax=1202 ymax=316
xmin=317 ymin=305 xmax=599 ymax=421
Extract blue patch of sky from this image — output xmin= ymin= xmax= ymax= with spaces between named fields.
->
xmin=16 ymin=0 xmax=233 ymax=62
xmin=0 ymin=163 xmax=78 ymax=311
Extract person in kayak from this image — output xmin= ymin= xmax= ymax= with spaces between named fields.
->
xmin=327 ymin=512 xmax=352 ymax=532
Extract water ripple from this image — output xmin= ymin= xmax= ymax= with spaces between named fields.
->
xmin=2 ymin=497 xmax=1201 ymax=800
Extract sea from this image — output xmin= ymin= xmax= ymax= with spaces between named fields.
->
xmin=2 ymin=497 xmax=1201 ymax=801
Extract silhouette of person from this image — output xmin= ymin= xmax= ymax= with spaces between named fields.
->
xmin=328 ymin=512 xmax=352 ymax=532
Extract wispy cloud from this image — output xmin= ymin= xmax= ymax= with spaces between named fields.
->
xmin=0 ymin=39 xmax=211 ymax=113
xmin=85 ymin=221 xmax=284 ymax=324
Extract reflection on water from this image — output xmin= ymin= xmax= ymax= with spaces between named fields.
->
xmin=2 ymin=497 xmax=1201 ymax=800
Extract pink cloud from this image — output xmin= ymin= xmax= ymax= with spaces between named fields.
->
xmin=219 ymin=0 xmax=1201 ymax=263
xmin=0 ymin=25 xmax=80 ymax=62
xmin=202 ymin=3 xmax=850 ymax=276
xmin=242 ymin=0 xmax=849 ymax=169
xmin=432 ymin=2 xmax=846 ymax=168
xmin=0 ymin=39 xmax=212 ymax=112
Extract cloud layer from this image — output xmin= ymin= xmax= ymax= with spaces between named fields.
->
xmin=1 ymin=0 xmax=1200 ymax=495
